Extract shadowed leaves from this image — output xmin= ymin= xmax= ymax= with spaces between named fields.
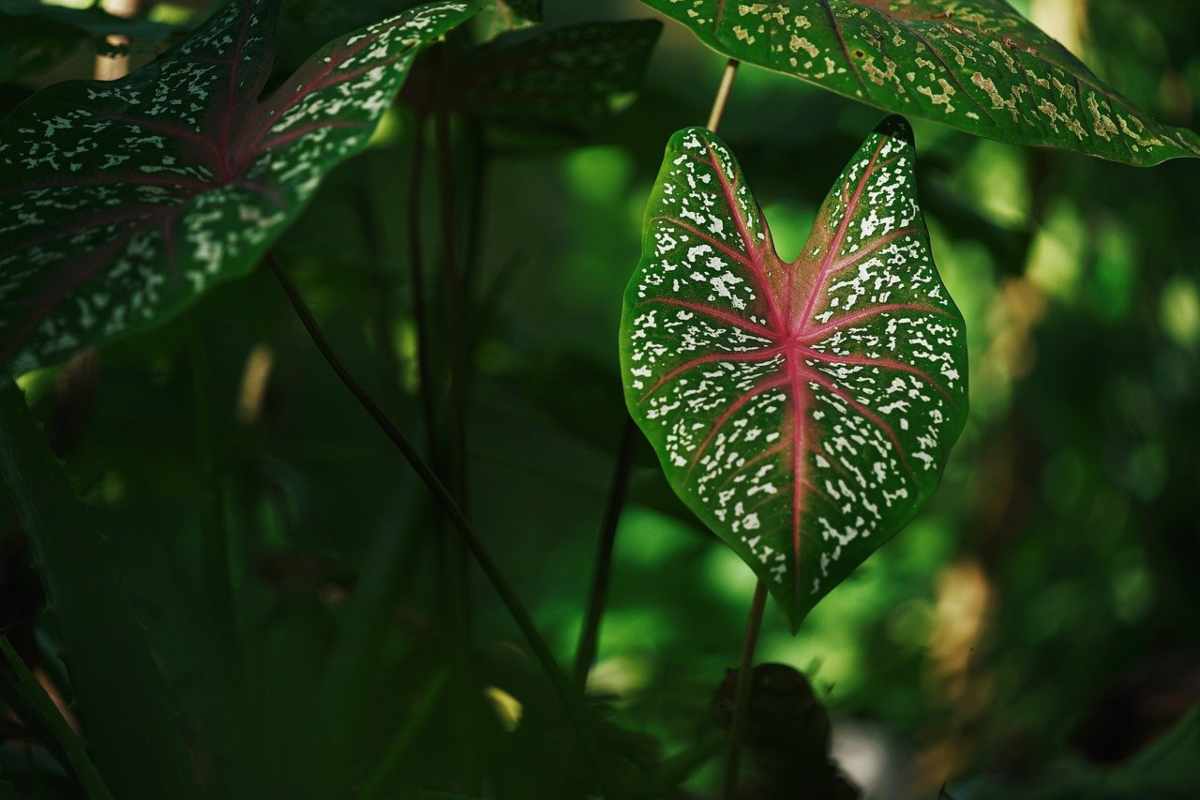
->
xmin=0 ymin=0 xmax=480 ymax=374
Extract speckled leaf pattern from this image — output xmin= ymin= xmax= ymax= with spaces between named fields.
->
xmin=462 ymin=20 xmax=663 ymax=129
xmin=620 ymin=118 xmax=968 ymax=627
xmin=0 ymin=0 xmax=480 ymax=374
xmin=641 ymin=0 xmax=1200 ymax=166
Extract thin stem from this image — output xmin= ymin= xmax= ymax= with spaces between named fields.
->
xmin=435 ymin=49 xmax=476 ymax=791
xmin=357 ymin=670 xmax=449 ymax=800
xmin=266 ymin=254 xmax=581 ymax=730
xmin=572 ymin=421 xmax=636 ymax=689
xmin=435 ymin=96 xmax=472 ymax=653
xmin=721 ymin=579 xmax=768 ymax=800
xmin=189 ymin=320 xmax=239 ymax=682
xmin=406 ymin=114 xmax=439 ymax=463
xmin=706 ymin=59 xmax=740 ymax=133
xmin=435 ymin=95 xmax=469 ymax=512
xmin=462 ymin=120 xmax=490 ymax=291
xmin=571 ymin=56 xmax=743 ymax=691
xmin=0 ymin=637 xmax=115 ymax=800
xmin=355 ymin=187 xmax=402 ymax=406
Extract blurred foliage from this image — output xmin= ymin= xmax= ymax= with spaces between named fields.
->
xmin=2 ymin=0 xmax=1199 ymax=798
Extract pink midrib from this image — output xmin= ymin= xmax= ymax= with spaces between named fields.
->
xmin=6 ymin=5 xmax=395 ymax=361
xmin=645 ymin=134 xmax=949 ymax=595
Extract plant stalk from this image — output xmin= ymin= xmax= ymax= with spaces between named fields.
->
xmin=435 ymin=46 xmax=477 ymax=791
xmin=571 ymin=56 xmax=743 ymax=691
xmin=406 ymin=113 xmax=439 ymax=464
xmin=572 ymin=421 xmax=636 ymax=688
xmin=721 ymin=579 xmax=768 ymax=800
xmin=266 ymin=253 xmax=581 ymax=731
xmin=706 ymin=59 xmax=740 ymax=133
xmin=434 ymin=97 xmax=473 ymax=658
xmin=0 ymin=637 xmax=115 ymax=800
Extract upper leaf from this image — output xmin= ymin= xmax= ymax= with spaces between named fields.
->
xmin=0 ymin=0 xmax=480 ymax=374
xmin=640 ymin=0 xmax=1200 ymax=166
xmin=460 ymin=20 xmax=663 ymax=132
xmin=620 ymin=117 xmax=968 ymax=627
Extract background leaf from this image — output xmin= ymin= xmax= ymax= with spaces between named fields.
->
xmin=459 ymin=20 xmax=663 ymax=133
xmin=640 ymin=0 xmax=1200 ymax=165
xmin=620 ymin=118 xmax=968 ymax=626
xmin=0 ymin=382 xmax=196 ymax=798
xmin=0 ymin=0 xmax=480 ymax=375
xmin=0 ymin=0 xmax=184 ymax=83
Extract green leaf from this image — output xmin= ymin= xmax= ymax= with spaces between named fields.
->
xmin=474 ymin=0 xmax=543 ymax=39
xmin=460 ymin=20 xmax=663 ymax=132
xmin=499 ymin=0 xmax=541 ymax=22
xmin=640 ymin=0 xmax=1200 ymax=166
xmin=0 ymin=382 xmax=195 ymax=797
xmin=0 ymin=637 xmax=114 ymax=800
xmin=619 ymin=117 xmax=968 ymax=628
xmin=0 ymin=0 xmax=180 ymax=42
xmin=0 ymin=0 xmax=481 ymax=375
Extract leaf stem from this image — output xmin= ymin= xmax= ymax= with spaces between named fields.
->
xmin=357 ymin=670 xmax=449 ymax=800
xmin=572 ymin=421 xmax=636 ymax=688
xmin=266 ymin=254 xmax=581 ymax=730
xmin=435 ymin=91 xmax=469 ymax=512
xmin=406 ymin=113 xmax=439 ymax=464
xmin=188 ymin=319 xmax=241 ymax=690
xmin=706 ymin=59 xmax=740 ymax=133
xmin=462 ymin=120 xmax=490 ymax=291
xmin=0 ymin=637 xmax=115 ymax=800
xmin=434 ymin=94 xmax=473 ymax=655
xmin=721 ymin=578 xmax=767 ymax=800
xmin=572 ymin=56 xmax=743 ymax=690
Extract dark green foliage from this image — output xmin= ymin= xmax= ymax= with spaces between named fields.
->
xmin=1 ymin=0 xmax=1200 ymax=798
xmin=0 ymin=0 xmax=182 ymax=82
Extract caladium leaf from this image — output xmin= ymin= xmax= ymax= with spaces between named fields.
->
xmin=0 ymin=0 xmax=480 ymax=375
xmin=640 ymin=0 xmax=1200 ymax=166
xmin=459 ymin=20 xmax=663 ymax=131
xmin=620 ymin=117 xmax=968 ymax=627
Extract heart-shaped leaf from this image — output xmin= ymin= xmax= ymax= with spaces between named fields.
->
xmin=459 ymin=20 xmax=663 ymax=132
xmin=620 ymin=117 xmax=968 ymax=627
xmin=641 ymin=0 xmax=1200 ymax=166
xmin=0 ymin=0 xmax=480 ymax=375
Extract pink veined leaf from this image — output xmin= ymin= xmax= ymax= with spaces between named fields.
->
xmin=620 ymin=117 xmax=969 ymax=628
xmin=0 ymin=0 xmax=481 ymax=374
xmin=641 ymin=0 xmax=1200 ymax=167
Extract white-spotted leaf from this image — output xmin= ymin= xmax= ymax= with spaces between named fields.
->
xmin=0 ymin=0 xmax=480 ymax=374
xmin=620 ymin=117 xmax=968 ymax=628
xmin=642 ymin=0 xmax=1200 ymax=166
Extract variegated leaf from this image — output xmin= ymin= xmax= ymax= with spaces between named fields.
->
xmin=641 ymin=0 xmax=1200 ymax=166
xmin=620 ymin=117 xmax=968 ymax=627
xmin=460 ymin=20 xmax=663 ymax=131
xmin=0 ymin=0 xmax=480 ymax=374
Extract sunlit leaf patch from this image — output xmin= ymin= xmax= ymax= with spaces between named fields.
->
xmin=641 ymin=0 xmax=1200 ymax=166
xmin=620 ymin=117 xmax=968 ymax=626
